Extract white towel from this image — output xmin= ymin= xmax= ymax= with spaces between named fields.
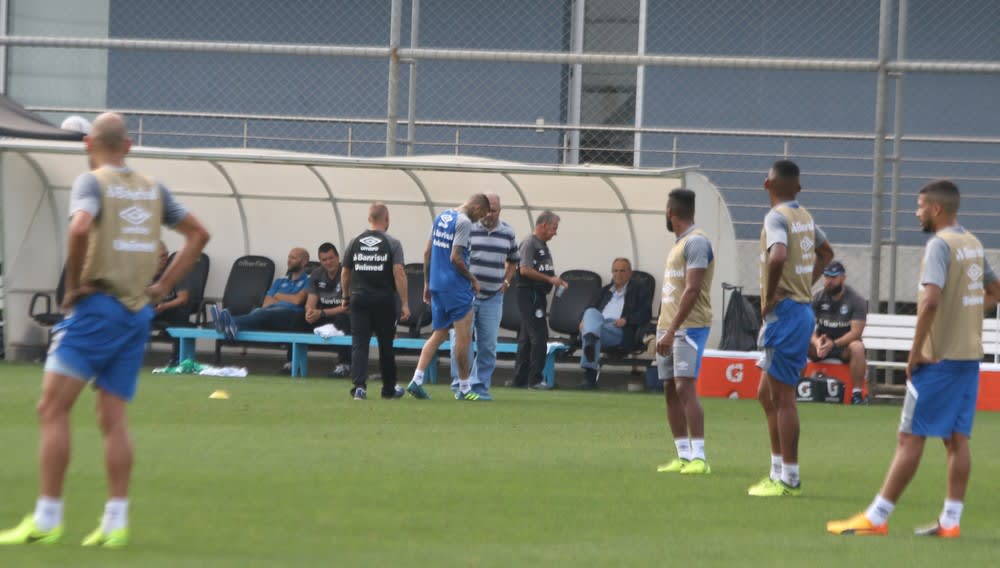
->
xmin=313 ymin=323 xmax=345 ymax=339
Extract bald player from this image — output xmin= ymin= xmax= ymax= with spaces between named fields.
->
xmin=828 ymin=180 xmax=1000 ymax=537
xmin=748 ymin=160 xmax=833 ymax=498
xmin=0 ymin=113 xmax=210 ymax=548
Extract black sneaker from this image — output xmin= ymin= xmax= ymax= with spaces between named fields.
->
xmin=352 ymin=387 xmax=367 ymax=400
xmin=851 ymin=391 xmax=864 ymax=405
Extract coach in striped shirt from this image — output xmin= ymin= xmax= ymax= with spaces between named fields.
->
xmin=449 ymin=193 xmax=520 ymax=400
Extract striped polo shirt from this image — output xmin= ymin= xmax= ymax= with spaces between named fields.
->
xmin=469 ymin=220 xmax=520 ymax=298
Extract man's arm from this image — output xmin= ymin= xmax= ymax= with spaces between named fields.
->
xmin=422 ymin=239 xmax=432 ymax=304
xmin=450 ymin=244 xmax=479 ymax=294
xmin=145 ymin=213 xmax=210 ymax=305
xmin=907 ymin=284 xmax=940 ymax=378
xmin=812 ymin=240 xmax=834 ymax=285
xmin=155 ymin=289 xmax=190 ymax=313
xmin=61 ymin=211 xmax=94 ymax=309
xmin=340 ymin=267 xmax=352 ymax=303
xmin=833 ymin=320 xmax=865 ymax=348
xmin=763 ymin=243 xmax=786 ymax=317
xmin=393 ymin=264 xmax=410 ymax=322
xmin=985 ymin=280 xmax=1000 ymax=313
xmin=501 ymin=261 xmax=517 ymax=293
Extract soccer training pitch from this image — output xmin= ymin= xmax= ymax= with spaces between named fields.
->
xmin=1 ymin=362 xmax=997 ymax=567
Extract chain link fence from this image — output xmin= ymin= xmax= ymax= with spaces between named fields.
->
xmin=3 ymin=0 xmax=1000 ymax=313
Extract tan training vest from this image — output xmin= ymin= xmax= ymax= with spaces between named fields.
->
xmin=919 ymin=229 xmax=986 ymax=360
xmin=80 ymin=167 xmax=163 ymax=311
xmin=658 ymin=228 xmax=714 ymax=329
xmin=759 ymin=203 xmax=816 ymax=309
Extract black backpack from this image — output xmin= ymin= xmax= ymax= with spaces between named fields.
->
xmin=719 ymin=283 xmax=760 ymax=351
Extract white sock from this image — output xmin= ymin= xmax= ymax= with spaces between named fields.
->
xmin=691 ymin=438 xmax=706 ymax=461
xmin=459 ymin=378 xmax=471 ymax=394
xmin=780 ymin=462 xmax=800 ymax=487
xmin=939 ymin=499 xmax=964 ymax=529
xmin=770 ymin=454 xmax=782 ymax=481
xmin=33 ymin=496 xmax=63 ymax=531
xmin=865 ymin=495 xmax=894 ymax=526
xmin=675 ymin=439 xmax=692 ymax=461
xmin=101 ymin=498 xmax=129 ymax=532
xmin=411 ymin=370 xmax=425 ymax=385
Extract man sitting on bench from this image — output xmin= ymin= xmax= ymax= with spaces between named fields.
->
xmin=214 ymin=248 xmax=311 ymax=373
xmin=575 ymin=258 xmax=650 ymax=390
xmin=808 ymin=260 xmax=868 ymax=404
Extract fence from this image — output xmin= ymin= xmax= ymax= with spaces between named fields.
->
xmin=2 ymin=0 xmax=999 ymax=314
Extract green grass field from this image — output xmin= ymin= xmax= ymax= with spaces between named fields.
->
xmin=1 ymin=362 xmax=998 ymax=567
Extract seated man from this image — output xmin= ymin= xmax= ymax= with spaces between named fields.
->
xmin=214 ymin=247 xmax=311 ymax=340
xmin=809 ymin=261 xmax=868 ymax=404
xmin=152 ymin=241 xmax=192 ymax=366
xmin=576 ymin=258 xmax=652 ymax=389
xmin=305 ymin=242 xmax=352 ymax=377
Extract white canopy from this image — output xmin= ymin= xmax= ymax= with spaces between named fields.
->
xmin=1 ymin=140 xmax=737 ymax=359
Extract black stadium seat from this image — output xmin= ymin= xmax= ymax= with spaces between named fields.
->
xmin=400 ymin=262 xmax=432 ymax=337
xmin=548 ymin=269 xmax=603 ymax=341
xmin=207 ymin=255 xmax=276 ymax=363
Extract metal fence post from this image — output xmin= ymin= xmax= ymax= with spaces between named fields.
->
xmin=887 ymin=0 xmax=908 ymax=314
xmin=869 ymin=0 xmax=893 ymax=311
xmin=566 ymin=0 xmax=585 ymax=165
xmin=385 ymin=0 xmax=402 ymax=156
xmin=405 ymin=0 xmax=420 ymax=156
xmin=632 ymin=0 xmax=647 ymax=168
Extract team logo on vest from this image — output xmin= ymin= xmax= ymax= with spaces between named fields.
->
xmin=799 ymin=236 xmax=813 ymax=251
xmin=359 ymin=236 xmax=383 ymax=248
xmin=662 ymin=282 xmax=677 ymax=302
xmin=120 ymin=205 xmax=152 ymax=225
xmin=438 ymin=213 xmax=454 ymax=228
xmin=967 ymin=263 xmax=982 ymax=282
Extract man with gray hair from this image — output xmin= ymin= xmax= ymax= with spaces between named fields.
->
xmin=449 ymin=193 xmax=520 ymax=400
xmin=513 ymin=210 xmax=567 ymax=389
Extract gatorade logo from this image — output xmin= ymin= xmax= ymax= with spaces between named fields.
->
xmin=797 ymin=380 xmax=812 ymax=399
xmin=725 ymin=363 xmax=744 ymax=383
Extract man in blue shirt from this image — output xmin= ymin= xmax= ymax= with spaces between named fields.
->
xmin=214 ymin=247 xmax=311 ymax=338
xmin=406 ymin=193 xmax=491 ymax=400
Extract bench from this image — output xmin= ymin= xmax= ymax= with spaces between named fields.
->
xmin=862 ymin=312 xmax=1000 ymax=370
xmin=166 ymin=328 xmax=567 ymax=385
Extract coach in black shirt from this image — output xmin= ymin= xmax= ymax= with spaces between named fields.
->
xmin=809 ymin=261 xmax=868 ymax=404
xmin=513 ymin=210 xmax=567 ymax=389
xmin=341 ymin=203 xmax=409 ymax=400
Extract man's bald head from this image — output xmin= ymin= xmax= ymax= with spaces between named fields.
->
xmin=88 ymin=112 xmax=130 ymax=152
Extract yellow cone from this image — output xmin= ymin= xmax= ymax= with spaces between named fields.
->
xmin=209 ymin=389 xmax=230 ymax=400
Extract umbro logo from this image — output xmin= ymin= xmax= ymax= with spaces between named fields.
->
xmin=359 ymin=236 xmax=382 ymax=247
xmin=119 ymin=205 xmax=151 ymax=225
xmin=968 ymin=264 xmax=983 ymax=281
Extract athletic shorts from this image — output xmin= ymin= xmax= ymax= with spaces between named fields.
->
xmin=656 ymin=327 xmax=710 ymax=380
xmin=44 ymin=292 xmax=154 ymax=401
xmin=430 ymin=289 xmax=474 ymax=330
xmin=900 ymin=360 xmax=979 ymax=438
xmin=756 ymin=298 xmax=814 ymax=386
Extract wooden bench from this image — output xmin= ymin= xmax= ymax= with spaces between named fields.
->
xmin=166 ymin=328 xmax=567 ymax=385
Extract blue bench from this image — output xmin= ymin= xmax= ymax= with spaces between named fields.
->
xmin=166 ymin=328 xmax=567 ymax=386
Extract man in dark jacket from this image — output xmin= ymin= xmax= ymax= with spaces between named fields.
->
xmin=576 ymin=258 xmax=651 ymax=389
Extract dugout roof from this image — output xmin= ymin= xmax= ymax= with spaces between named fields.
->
xmin=0 ymin=139 xmax=737 ymax=358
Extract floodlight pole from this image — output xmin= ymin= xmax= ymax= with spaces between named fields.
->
xmin=633 ymin=0 xmax=647 ymax=167
xmin=566 ymin=0 xmax=585 ymax=165
xmin=405 ymin=0 xmax=420 ymax=156
xmin=0 ymin=0 xmax=8 ymax=95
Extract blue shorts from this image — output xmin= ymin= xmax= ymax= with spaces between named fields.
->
xmin=901 ymin=360 xmax=979 ymax=438
xmin=430 ymin=290 xmax=474 ymax=330
xmin=756 ymin=298 xmax=814 ymax=386
xmin=45 ymin=292 xmax=154 ymax=401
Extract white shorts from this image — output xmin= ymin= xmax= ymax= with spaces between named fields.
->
xmin=655 ymin=328 xmax=706 ymax=381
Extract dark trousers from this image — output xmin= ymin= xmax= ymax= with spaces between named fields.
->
xmin=513 ymin=287 xmax=549 ymax=387
xmin=349 ymin=293 xmax=398 ymax=396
